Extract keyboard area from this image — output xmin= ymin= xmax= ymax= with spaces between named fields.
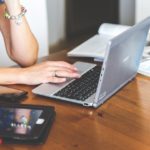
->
xmin=54 ymin=65 xmax=102 ymax=101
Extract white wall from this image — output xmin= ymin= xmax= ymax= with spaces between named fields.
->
xmin=0 ymin=0 xmax=49 ymax=66
xmin=119 ymin=0 xmax=135 ymax=25
xmin=47 ymin=0 xmax=66 ymax=48
xmin=135 ymin=0 xmax=150 ymax=23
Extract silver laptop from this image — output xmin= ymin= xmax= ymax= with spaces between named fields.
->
xmin=32 ymin=17 xmax=150 ymax=108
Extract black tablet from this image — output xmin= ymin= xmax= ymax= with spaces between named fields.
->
xmin=0 ymin=104 xmax=55 ymax=144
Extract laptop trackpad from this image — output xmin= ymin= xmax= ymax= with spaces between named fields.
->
xmin=73 ymin=61 xmax=96 ymax=75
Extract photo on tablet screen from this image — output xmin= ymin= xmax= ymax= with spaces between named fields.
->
xmin=0 ymin=107 xmax=43 ymax=135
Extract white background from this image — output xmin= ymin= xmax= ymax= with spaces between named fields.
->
xmin=135 ymin=0 xmax=150 ymax=23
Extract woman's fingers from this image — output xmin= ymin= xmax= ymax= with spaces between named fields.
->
xmin=19 ymin=61 xmax=80 ymax=85
xmin=45 ymin=76 xmax=67 ymax=83
xmin=53 ymin=70 xmax=80 ymax=78
xmin=44 ymin=61 xmax=78 ymax=71
xmin=40 ymin=61 xmax=80 ymax=78
xmin=43 ymin=70 xmax=80 ymax=84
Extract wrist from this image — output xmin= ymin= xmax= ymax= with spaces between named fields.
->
xmin=11 ymin=68 xmax=24 ymax=84
xmin=6 ymin=4 xmax=21 ymax=16
xmin=0 ymin=68 xmax=23 ymax=84
xmin=4 ymin=5 xmax=27 ymax=25
xmin=17 ymin=68 xmax=29 ymax=85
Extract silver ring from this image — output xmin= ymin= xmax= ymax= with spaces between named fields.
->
xmin=52 ymin=71 xmax=57 ymax=77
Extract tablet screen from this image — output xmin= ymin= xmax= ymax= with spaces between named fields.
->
xmin=0 ymin=107 xmax=43 ymax=135
xmin=0 ymin=0 xmax=4 ymax=3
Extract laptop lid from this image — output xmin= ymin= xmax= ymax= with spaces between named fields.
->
xmin=93 ymin=17 xmax=150 ymax=107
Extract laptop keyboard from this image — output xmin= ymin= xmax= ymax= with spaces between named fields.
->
xmin=54 ymin=65 xmax=101 ymax=101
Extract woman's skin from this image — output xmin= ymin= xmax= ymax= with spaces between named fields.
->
xmin=0 ymin=0 xmax=80 ymax=85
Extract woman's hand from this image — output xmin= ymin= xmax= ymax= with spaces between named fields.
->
xmin=19 ymin=61 xmax=80 ymax=85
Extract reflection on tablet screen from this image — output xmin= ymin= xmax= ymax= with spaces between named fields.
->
xmin=0 ymin=108 xmax=43 ymax=135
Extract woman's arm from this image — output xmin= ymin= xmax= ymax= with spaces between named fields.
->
xmin=0 ymin=1 xmax=80 ymax=85
xmin=0 ymin=61 xmax=80 ymax=85
xmin=0 ymin=0 xmax=38 ymax=67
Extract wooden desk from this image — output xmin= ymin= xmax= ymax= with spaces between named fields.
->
xmin=1 ymin=50 xmax=150 ymax=150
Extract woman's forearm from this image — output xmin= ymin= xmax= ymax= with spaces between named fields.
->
xmin=4 ymin=0 xmax=39 ymax=67
xmin=0 ymin=67 xmax=22 ymax=84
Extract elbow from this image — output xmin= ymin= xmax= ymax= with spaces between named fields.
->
xmin=11 ymin=42 xmax=39 ymax=67
xmin=20 ymin=44 xmax=39 ymax=67
xmin=21 ymin=56 xmax=38 ymax=67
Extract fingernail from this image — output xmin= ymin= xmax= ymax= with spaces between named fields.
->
xmin=73 ymin=67 xmax=78 ymax=71
xmin=75 ymin=73 xmax=81 ymax=78
xmin=62 ymin=78 xmax=67 ymax=82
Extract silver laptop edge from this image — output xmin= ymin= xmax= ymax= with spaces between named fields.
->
xmin=32 ymin=17 xmax=150 ymax=108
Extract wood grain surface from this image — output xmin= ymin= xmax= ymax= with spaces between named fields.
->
xmin=1 ymin=50 xmax=150 ymax=150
